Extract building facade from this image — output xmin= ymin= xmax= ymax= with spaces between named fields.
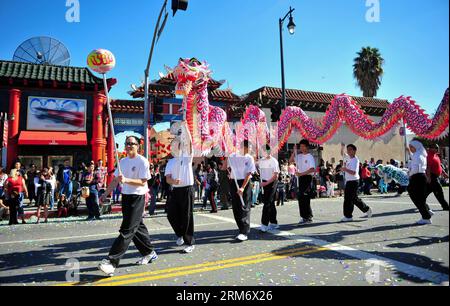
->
xmin=0 ymin=60 xmax=116 ymax=172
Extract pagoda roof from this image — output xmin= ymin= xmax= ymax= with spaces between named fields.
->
xmin=156 ymin=72 xmax=224 ymax=90
xmin=0 ymin=60 xmax=114 ymax=90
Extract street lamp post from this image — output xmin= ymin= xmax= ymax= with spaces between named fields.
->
xmin=279 ymin=6 xmax=296 ymax=154
xmin=144 ymin=0 xmax=169 ymax=160
xmin=143 ymin=0 xmax=188 ymax=160
xmin=279 ymin=7 xmax=296 ymax=110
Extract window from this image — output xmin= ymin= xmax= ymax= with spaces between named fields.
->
xmin=159 ymin=104 xmax=168 ymax=114
xmin=172 ymin=105 xmax=181 ymax=114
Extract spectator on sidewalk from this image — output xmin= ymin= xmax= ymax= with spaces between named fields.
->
xmin=95 ymin=160 xmax=107 ymax=199
xmin=203 ymin=162 xmax=219 ymax=213
xmin=57 ymin=159 xmax=74 ymax=201
xmin=218 ymin=161 xmax=231 ymax=210
xmin=36 ymin=168 xmax=53 ymax=224
xmin=148 ymin=164 xmax=161 ymax=216
xmin=14 ymin=161 xmax=27 ymax=178
xmin=361 ymin=163 xmax=373 ymax=195
xmin=26 ymin=164 xmax=38 ymax=207
xmin=0 ymin=198 xmax=9 ymax=221
xmin=0 ymin=167 xmax=8 ymax=199
xmin=48 ymin=168 xmax=57 ymax=210
xmin=112 ymin=183 xmax=122 ymax=204
xmin=57 ymin=194 xmax=69 ymax=218
xmin=334 ymin=161 xmax=345 ymax=197
xmin=82 ymin=164 xmax=101 ymax=221
xmin=276 ymin=173 xmax=286 ymax=207
xmin=4 ymin=169 xmax=28 ymax=225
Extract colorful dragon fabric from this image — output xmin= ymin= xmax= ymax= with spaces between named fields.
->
xmin=376 ymin=164 xmax=410 ymax=187
xmin=169 ymin=58 xmax=449 ymax=157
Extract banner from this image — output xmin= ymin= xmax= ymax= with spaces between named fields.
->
xmin=27 ymin=96 xmax=87 ymax=131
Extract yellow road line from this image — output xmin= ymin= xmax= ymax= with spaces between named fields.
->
xmin=57 ymin=245 xmax=327 ymax=286
xmin=98 ymin=247 xmax=328 ymax=286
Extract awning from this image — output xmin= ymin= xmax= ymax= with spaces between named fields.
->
xmin=19 ymin=131 xmax=88 ymax=146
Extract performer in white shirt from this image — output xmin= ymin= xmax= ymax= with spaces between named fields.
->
xmin=407 ymin=140 xmax=433 ymax=225
xmin=98 ymin=136 xmax=156 ymax=276
xmin=258 ymin=144 xmax=280 ymax=232
xmin=290 ymin=139 xmax=316 ymax=225
xmin=228 ymin=140 xmax=257 ymax=242
xmin=165 ymin=122 xmax=196 ymax=253
xmin=340 ymin=144 xmax=372 ymax=222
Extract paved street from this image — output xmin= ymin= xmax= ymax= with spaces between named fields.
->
xmin=0 ymin=191 xmax=448 ymax=286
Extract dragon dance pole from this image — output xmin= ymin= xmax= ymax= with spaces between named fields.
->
xmin=296 ymin=133 xmax=299 ymax=189
xmin=256 ymin=130 xmax=264 ymax=196
xmin=402 ymin=119 xmax=409 ymax=165
xmin=102 ymin=75 xmax=122 ymax=175
xmin=87 ymin=49 xmax=121 ymax=175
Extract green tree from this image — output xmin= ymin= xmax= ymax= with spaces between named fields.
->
xmin=353 ymin=47 xmax=385 ymax=97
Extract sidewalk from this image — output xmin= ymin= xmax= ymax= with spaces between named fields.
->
xmin=18 ymin=198 xmax=222 ymax=220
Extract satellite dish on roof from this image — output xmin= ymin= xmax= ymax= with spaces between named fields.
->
xmin=13 ymin=36 xmax=70 ymax=66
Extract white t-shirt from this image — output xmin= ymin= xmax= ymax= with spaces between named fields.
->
xmin=228 ymin=153 xmax=257 ymax=180
xmin=408 ymin=154 xmax=427 ymax=176
xmin=345 ymin=156 xmax=360 ymax=181
xmin=295 ymin=153 xmax=316 ymax=175
xmin=258 ymin=156 xmax=280 ymax=181
xmin=165 ymin=155 xmax=194 ymax=188
xmin=114 ymin=155 xmax=151 ymax=195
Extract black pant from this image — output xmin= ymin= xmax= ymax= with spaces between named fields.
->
xmin=426 ymin=174 xmax=449 ymax=210
xmin=408 ymin=174 xmax=432 ymax=220
xmin=297 ymin=176 xmax=313 ymax=221
xmin=230 ymin=179 xmax=252 ymax=235
xmin=398 ymin=185 xmax=407 ymax=195
xmin=363 ymin=178 xmax=373 ymax=194
xmin=203 ymin=188 xmax=217 ymax=211
xmin=167 ymin=186 xmax=195 ymax=246
xmin=8 ymin=198 xmax=19 ymax=225
xmin=108 ymin=194 xmax=154 ymax=267
xmin=86 ymin=187 xmax=100 ymax=219
xmin=261 ymin=181 xmax=278 ymax=226
xmin=344 ymin=180 xmax=370 ymax=218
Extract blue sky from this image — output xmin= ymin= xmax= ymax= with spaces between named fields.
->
xmin=0 ymin=0 xmax=448 ymax=116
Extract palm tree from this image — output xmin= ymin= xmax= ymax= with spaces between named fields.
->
xmin=353 ymin=47 xmax=385 ymax=97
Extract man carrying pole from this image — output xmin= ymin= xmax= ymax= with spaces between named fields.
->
xmin=227 ymin=140 xmax=257 ymax=242
xmin=290 ymin=139 xmax=316 ymax=225
xmin=98 ymin=135 xmax=156 ymax=276
xmin=165 ymin=122 xmax=196 ymax=253
xmin=258 ymin=144 xmax=280 ymax=233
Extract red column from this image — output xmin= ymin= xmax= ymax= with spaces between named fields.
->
xmin=106 ymin=123 xmax=115 ymax=185
xmin=7 ymin=89 xmax=21 ymax=169
xmin=91 ymin=93 xmax=107 ymax=163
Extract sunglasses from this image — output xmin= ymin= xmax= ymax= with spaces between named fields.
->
xmin=125 ymin=142 xmax=138 ymax=147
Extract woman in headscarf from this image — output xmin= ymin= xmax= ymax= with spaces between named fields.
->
xmin=408 ymin=140 xmax=433 ymax=225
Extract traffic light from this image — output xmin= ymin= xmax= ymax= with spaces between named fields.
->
xmin=271 ymin=102 xmax=282 ymax=122
xmin=172 ymin=0 xmax=188 ymax=16
xmin=153 ymin=98 xmax=164 ymax=123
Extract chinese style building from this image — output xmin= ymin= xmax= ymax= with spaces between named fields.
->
xmin=0 ymin=60 xmax=117 ymax=171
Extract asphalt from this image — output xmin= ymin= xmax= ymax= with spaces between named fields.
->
xmin=0 ymin=190 xmax=448 ymax=286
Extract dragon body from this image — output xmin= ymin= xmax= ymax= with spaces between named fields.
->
xmin=169 ymin=58 xmax=449 ymax=156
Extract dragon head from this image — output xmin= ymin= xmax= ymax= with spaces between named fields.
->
xmin=172 ymin=58 xmax=211 ymax=96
